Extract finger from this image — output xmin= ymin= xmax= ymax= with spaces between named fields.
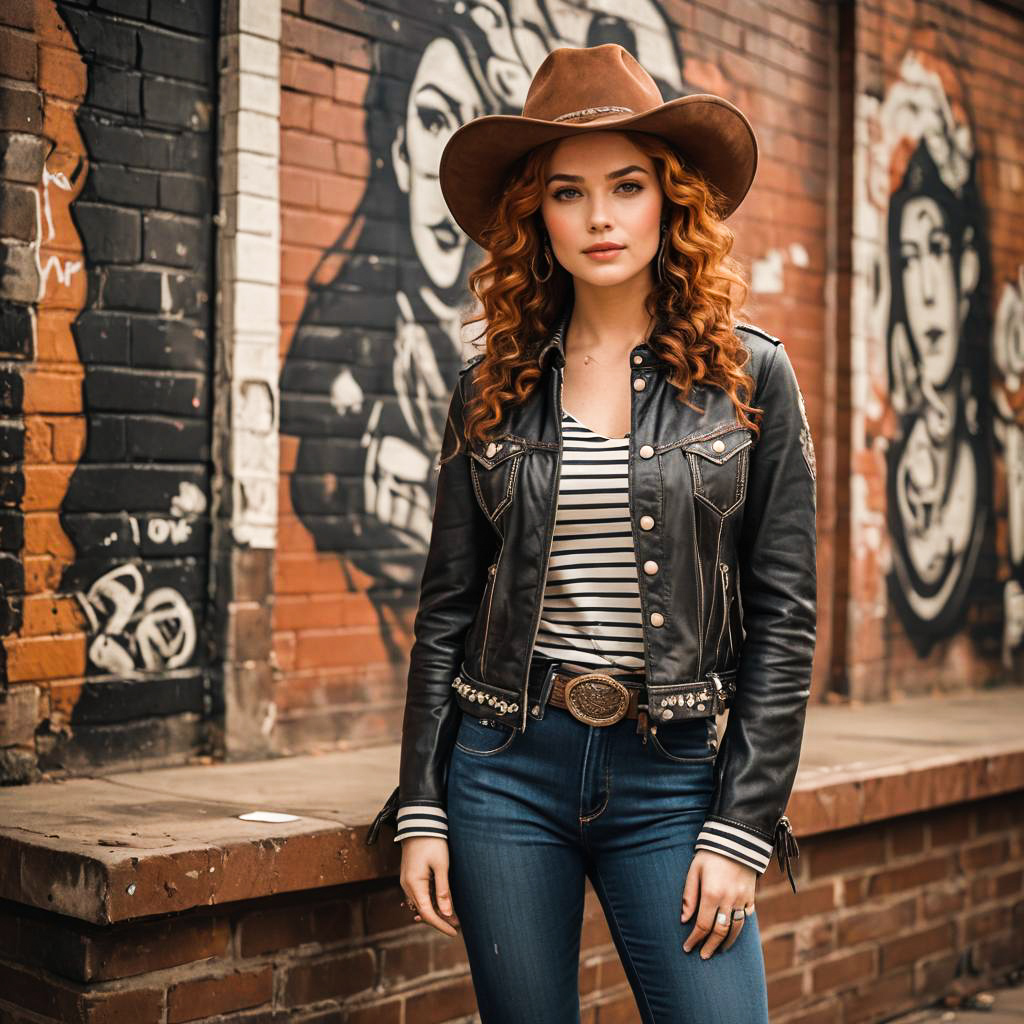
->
xmin=680 ymin=861 xmax=700 ymax=923
xmin=682 ymin=888 xmax=717 ymax=952
xmin=432 ymin=868 xmax=460 ymax=925
xmin=698 ymin=907 xmax=733 ymax=959
xmin=723 ymin=913 xmax=745 ymax=951
xmin=410 ymin=878 xmax=458 ymax=938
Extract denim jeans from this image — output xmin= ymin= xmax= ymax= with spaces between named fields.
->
xmin=445 ymin=683 xmax=771 ymax=1024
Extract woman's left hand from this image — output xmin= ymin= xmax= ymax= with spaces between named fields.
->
xmin=681 ymin=850 xmax=757 ymax=959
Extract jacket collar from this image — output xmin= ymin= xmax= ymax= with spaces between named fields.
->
xmin=538 ymin=292 xmax=658 ymax=370
xmin=538 ymin=295 xmax=573 ymax=370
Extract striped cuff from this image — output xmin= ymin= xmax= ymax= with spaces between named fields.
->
xmin=393 ymin=802 xmax=448 ymax=842
xmin=694 ymin=817 xmax=774 ymax=873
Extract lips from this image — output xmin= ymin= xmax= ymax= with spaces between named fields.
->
xmin=583 ymin=244 xmax=624 ymax=253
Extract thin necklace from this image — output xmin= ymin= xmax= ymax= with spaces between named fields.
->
xmin=573 ymin=316 xmax=655 ymax=366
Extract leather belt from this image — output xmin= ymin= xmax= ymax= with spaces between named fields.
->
xmin=547 ymin=670 xmax=645 ymax=726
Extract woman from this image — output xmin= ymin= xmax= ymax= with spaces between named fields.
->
xmin=367 ymin=43 xmax=817 ymax=1023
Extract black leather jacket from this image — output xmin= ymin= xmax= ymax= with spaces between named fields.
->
xmin=367 ymin=299 xmax=817 ymax=891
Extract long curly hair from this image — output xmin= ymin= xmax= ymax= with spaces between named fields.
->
xmin=444 ymin=130 xmax=761 ymax=464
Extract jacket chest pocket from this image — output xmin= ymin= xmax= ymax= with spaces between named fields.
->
xmin=682 ymin=428 xmax=753 ymax=517
xmin=468 ymin=438 xmax=525 ymax=522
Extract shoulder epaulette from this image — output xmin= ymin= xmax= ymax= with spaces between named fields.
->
xmin=734 ymin=322 xmax=782 ymax=346
xmin=458 ymin=352 xmax=485 ymax=375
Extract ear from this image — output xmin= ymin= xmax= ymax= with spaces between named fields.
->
xmin=392 ymin=122 xmax=410 ymax=195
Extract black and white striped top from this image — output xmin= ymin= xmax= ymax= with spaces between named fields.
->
xmin=531 ymin=408 xmax=646 ymax=681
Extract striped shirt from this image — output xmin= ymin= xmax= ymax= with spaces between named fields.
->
xmin=531 ymin=408 xmax=646 ymax=681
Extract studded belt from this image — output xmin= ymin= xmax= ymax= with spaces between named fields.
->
xmin=546 ymin=671 xmax=645 ymax=726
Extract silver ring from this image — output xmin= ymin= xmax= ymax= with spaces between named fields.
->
xmin=732 ymin=907 xmax=746 ymax=920
xmin=715 ymin=911 xmax=729 ymax=926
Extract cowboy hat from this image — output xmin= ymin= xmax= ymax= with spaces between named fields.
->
xmin=438 ymin=43 xmax=758 ymax=249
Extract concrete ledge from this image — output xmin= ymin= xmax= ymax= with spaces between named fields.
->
xmin=0 ymin=686 xmax=1021 ymax=925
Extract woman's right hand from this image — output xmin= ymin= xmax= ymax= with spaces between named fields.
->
xmin=400 ymin=836 xmax=461 ymax=937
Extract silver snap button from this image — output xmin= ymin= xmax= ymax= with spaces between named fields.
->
xmin=639 ymin=515 xmax=654 ymax=530
xmin=650 ymin=611 xmax=664 ymax=627
xmin=531 ymin=705 xmax=540 ymax=715
xmin=486 ymin=441 xmax=497 ymax=457
xmin=697 ymin=703 xmax=705 ymax=711
xmin=632 ymin=354 xmax=643 ymax=365
xmin=639 ymin=444 xmax=654 ymax=458
xmin=643 ymin=560 xmax=658 ymax=575
xmin=711 ymin=439 xmax=726 ymax=453
xmin=633 ymin=377 xmax=646 ymax=392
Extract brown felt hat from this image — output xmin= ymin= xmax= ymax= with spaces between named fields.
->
xmin=438 ymin=43 xmax=758 ymax=249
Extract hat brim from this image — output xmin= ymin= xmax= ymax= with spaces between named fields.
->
xmin=439 ymin=93 xmax=757 ymax=249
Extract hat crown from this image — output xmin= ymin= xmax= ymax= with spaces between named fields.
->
xmin=522 ymin=43 xmax=665 ymax=125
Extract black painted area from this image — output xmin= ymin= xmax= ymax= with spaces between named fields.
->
xmin=54 ymin=1 xmax=220 ymax=770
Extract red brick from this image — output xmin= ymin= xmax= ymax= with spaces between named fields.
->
xmin=808 ymin=828 xmax=886 ymax=878
xmin=237 ymin=894 xmax=361 ymax=957
xmin=928 ymin=810 xmax=971 ymax=848
xmin=757 ymin=880 xmax=836 ymax=927
xmin=865 ymin=854 xmax=950 ymax=898
xmin=964 ymin=905 xmax=1013 ymax=944
xmin=890 ymin=819 xmax=925 ymax=858
xmin=38 ymin=43 xmax=86 ymax=102
xmin=763 ymin=932 xmax=795 ymax=972
xmin=281 ymin=129 xmax=336 ymax=170
xmin=343 ymin=1001 xmax=402 ymax=1024
xmin=167 ymin=968 xmax=271 ymax=1022
xmin=281 ymin=54 xmax=333 ymax=96
xmin=880 ymin=923 xmax=953 ymax=971
xmin=5 ymin=634 xmax=86 ymax=683
xmin=959 ymin=837 xmax=1010 ymax=872
xmin=837 ymin=896 xmax=916 ymax=946
xmin=0 ymin=27 xmax=36 ymax=81
xmin=840 ymin=968 xmax=915 ymax=1024
xmin=283 ymin=949 xmax=374 ymax=1006
xmin=767 ymin=968 xmax=805 ymax=1011
xmin=378 ymin=937 xmax=432 ymax=986
xmin=811 ymin=948 xmax=875 ymax=993
xmin=404 ymin=976 xmax=479 ymax=1024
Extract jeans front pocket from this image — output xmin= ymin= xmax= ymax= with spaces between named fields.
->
xmin=455 ymin=712 xmax=518 ymax=756
xmin=647 ymin=718 xmax=718 ymax=764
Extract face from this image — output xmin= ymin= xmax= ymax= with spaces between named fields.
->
xmin=897 ymin=195 xmax=959 ymax=389
xmin=393 ymin=36 xmax=483 ymax=288
xmin=539 ymin=131 xmax=664 ymax=289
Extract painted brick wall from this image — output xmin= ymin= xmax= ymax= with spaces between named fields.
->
xmin=844 ymin=0 xmax=1024 ymax=697
xmin=273 ymin=0 xmax=837 ymax=754
xmin=0 ymin=0 xmax=218 ymax=780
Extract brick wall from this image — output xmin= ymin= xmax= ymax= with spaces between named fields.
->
xmin=1 ymin=0 xmax=1022 ymax=784
xmin=0 ymin=0 xmax=218 ymax=780
xmin=1 ymin=791 xmax=1020 ymax=1022
xmin=844 ymin=0 xmax=1024 ymax=697
xmin=272 ymin=0 xmax=839 ymax=754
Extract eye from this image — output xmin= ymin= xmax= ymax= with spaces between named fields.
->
xmin=551 ymin=181 xmax=644 ymax=201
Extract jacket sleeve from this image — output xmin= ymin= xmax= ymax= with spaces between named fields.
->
xmin=692 ymin=341 xmax=817 ymax=890
xmin=366 ymin=368 xmax=497 ymax=845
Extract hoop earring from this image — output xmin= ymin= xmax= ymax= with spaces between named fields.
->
xmin=534 ymin=239 xmax=554 ymax=283
xmin=656 ymin=222 xmax=669 ymax=283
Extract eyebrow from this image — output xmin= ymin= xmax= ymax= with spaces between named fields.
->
xmin=545 ymin=165 xmax=650 ymax=186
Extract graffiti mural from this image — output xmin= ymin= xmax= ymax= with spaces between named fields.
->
xmin=993 ymin=267 xmax=1024 ymax=667
xmin=857 ymin=39 xmax=993 ymax=658
xmin=279 ymin=0 xmax=688 ymax=640
xmin=36 ymin=0 xmax=218 ymax=715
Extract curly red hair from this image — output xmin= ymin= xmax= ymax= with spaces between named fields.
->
xmin=444 ymin=130 xmax=762 ymax=463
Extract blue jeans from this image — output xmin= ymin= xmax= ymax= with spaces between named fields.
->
xmin=446 ymin=698 xmax=771 ymax=1024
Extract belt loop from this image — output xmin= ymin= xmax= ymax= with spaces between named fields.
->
xmin=635 ymin=708 xmax=650 ymax=745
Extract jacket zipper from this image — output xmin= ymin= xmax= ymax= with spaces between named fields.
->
xmin=520 ymin=364 xmax=563 ymax=731
xmin=689 ymin=453 xmax=704 ymax=673
xmin=480 ymin=560 xmax=499 ymax=679
xmin=714 ymin=561 xmax=733 ymax=664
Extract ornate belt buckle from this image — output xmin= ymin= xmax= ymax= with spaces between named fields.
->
xmin=562 ymin=673 xmax=629 ymax=726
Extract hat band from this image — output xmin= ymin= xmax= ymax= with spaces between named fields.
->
xmin=551 ymin=105 xmax=635 ymax=123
